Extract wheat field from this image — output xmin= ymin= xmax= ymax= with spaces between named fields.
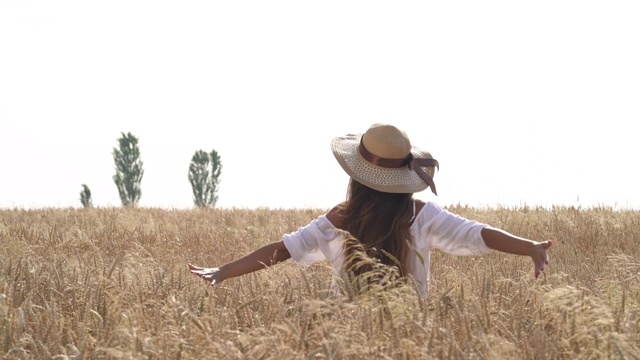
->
xmin=1 ymin=205 xmax=639 ymax=359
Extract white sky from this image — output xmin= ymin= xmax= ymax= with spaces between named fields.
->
xmin=1 ymin=1 xmax=639 ymax=210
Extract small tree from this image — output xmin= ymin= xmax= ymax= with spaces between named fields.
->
xmin=80 ymin=184 xmax=93 ymax=208
xmin=112 ymin=132 xmax=144 ymax=207
xmin=188 ymin=149 xmax=222 ymax=208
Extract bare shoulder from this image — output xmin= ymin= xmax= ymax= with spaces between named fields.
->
xmin=414 ymin=199 xmax=427 ymax=214
xmin=326 ymin=202 xmax=347 ymax=229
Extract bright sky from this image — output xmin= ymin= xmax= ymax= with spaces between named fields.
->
xmin=1 ymin=1 xmax=638 ymax=210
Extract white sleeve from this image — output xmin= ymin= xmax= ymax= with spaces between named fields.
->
xmin=282 ymin=215 xmax=344 ymax=267
xmin=416 ymin=202 xmax=493 ymax=256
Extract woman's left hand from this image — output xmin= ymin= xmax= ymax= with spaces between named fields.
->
xmin=531 ymin=240 xmax=552 ymax=278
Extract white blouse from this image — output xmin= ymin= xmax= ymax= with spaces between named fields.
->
xmin=282 ymin=202 xmax=493 ymax=298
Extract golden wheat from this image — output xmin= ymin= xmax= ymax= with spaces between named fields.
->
xmin=1 ymin=205 xmax=639 ymax=359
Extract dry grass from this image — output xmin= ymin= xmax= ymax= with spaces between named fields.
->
xmin=1 ymin=205 xmax=639 ymax=359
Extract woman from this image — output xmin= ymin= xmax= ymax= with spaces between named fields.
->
xmin=189 ymin=123 xmax=552 ymax=298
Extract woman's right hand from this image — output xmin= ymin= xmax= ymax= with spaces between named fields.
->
xmin=188 ymin=263 xmax=224 ymax=285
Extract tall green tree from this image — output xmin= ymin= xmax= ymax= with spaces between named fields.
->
xmin=112 ymin=132 xmax=144 ymax=207
xmin=188 ymin=149 xmax=222 ymax=208
xmin=80 ymin=184 xmax=93 ymax=208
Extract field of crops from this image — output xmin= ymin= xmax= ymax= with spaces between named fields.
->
xmin=1 ymin=205 xmax=639 ymax=359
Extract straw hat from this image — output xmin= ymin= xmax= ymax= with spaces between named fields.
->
xmin=331 ymin=123 xmax=439 ymax=194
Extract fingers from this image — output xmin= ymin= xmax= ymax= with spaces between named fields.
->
xmin=191 ymin=268 xmax=217 ymax=275
xmin=188 ymin=263 xmax=207 ymax=271
xmin=188 ymin=264 xmax=217 ymax=274
xmin=534 ymin=241 xmax=552 ymax=278
xmin=535 ymin=262 xmax=546 ymax=278
xmin=188 ymin=264 xmax=206 ymax=279
xmin=543 ymin=240 xmax=551 ymax=264
xmin=191 ymin=270 xmax=210 ymax=278
xmin=188 ymin=262 xmax=223 ymax=286
xmin=188 ymin=264 xmax=210 ymax=280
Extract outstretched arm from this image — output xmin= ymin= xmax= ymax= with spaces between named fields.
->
xmin=481 ymin=227 xmax=552 ymax=278
xmin=189 ymin=241 xmax=291 ymax=285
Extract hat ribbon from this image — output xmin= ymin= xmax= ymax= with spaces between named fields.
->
xmin=358 ymin=140 xmax=440 ymax=195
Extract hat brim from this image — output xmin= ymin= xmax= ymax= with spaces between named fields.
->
xmin=331 ymin=134 xmax=436 ymax=194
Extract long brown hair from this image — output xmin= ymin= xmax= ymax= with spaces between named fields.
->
xmin=339 ymin=178 xmax=414 ymax=279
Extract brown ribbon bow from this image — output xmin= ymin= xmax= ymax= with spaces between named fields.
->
xmin=358 ymin=140 xmax=439 ymax=195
